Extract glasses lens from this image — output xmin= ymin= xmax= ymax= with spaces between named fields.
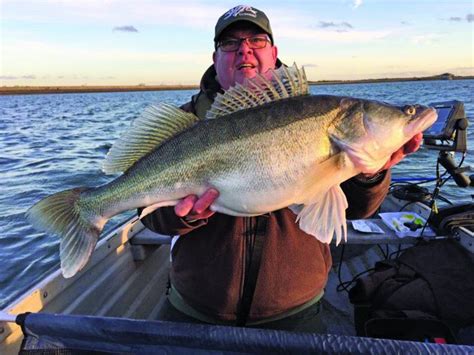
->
xmin=248 ymin=37 xmax=268 ymax=49
xmin=219 ymin=36 xmax=269 ymax=52
xmin=219 ymin=39 xmax=240 ymax=52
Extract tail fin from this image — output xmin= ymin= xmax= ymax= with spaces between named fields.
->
xmin=26 ymin=188 xmax=105 ymax=278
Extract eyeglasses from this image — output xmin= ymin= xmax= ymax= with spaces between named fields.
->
xmin=217 ymin=35 xmax=270 ymax=52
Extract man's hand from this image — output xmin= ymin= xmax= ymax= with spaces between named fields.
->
xmin=175 ymin=188 xmax=219 ymax=222
xmin=381 ymin=132 xmax=423 ymax=171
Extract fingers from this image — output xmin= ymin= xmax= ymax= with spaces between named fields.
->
xmin=380 ymin=133 xmax=423 ymax=171
xmin=403 ymin=132 xmax=422 ymax=154
xmin=174 ymin=188 xmax=220 ymax=220
xmin=193 ymin=188 xmax=219 ymax=215
xmin=386 ymin=149 xmax=405 ymax=169
xmin=175 ymin=195 xmax=198 ymax=217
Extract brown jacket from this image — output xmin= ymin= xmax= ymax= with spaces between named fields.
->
xmin=140 ymin=64 xmax=390 ymax=322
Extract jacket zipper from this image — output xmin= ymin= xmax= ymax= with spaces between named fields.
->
xmin=237 ymin=214 xmax=270 ymax=324
xmin=241 ymin=216 xmax=255 ymax=301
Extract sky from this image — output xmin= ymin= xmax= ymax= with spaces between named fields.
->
xmin=0 ymin=0 xmax=473 ymax=86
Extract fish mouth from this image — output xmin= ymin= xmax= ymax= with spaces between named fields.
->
xmin=406 ymin=106 xmax=438 ymax=135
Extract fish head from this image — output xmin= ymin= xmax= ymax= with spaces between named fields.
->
xmin=332 ymin=98 xmax=437 ymax=174
xmin=361 ymin=99 xmax=437 ymax=151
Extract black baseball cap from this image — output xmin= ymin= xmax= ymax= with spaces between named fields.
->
xmin=214 ymin=5 xmax=273 ymax=44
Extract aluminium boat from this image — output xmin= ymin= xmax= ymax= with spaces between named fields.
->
xmin=1 ymin=193 xmax=473 ymax=354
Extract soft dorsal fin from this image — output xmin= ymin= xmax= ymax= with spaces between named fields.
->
xmin=102 ymin=103 xmax=199 ymax=174
xmin=206 ymin=63 xmax=309 ymax=119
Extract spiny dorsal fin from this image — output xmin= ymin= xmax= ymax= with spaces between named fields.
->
xmin=206 ymin=63 xmax=309 ymax=119
xmin=103 ymin=103 xmax=199 ymax=174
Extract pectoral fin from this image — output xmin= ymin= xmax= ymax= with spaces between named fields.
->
xmin=295 ymin=184 xmax=348 ymax=245
xmin=330 ymin=132 xmax=385 ymax=174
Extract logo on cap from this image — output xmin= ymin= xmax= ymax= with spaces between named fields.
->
xmin=223 ymin=5 xmax=257 ymax=19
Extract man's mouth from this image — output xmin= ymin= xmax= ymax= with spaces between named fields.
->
xmin=237 ymin=63 xmax=256 ymax=70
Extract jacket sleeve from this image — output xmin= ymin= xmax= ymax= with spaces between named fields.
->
xmin=341 ymin=170 xmax=391 ymax=219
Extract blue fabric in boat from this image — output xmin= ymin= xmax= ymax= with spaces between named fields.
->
xmin=18 ymin=312 xmax=473 ymax=354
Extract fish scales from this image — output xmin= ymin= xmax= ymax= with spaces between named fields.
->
xmin=84 ymin=95 xmax=339 ymax=219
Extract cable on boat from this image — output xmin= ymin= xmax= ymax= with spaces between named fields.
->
xmin=336 ymin=245 xmax=376 ymax=293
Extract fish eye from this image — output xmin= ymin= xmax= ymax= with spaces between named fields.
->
xmin=403 ymin=105 xmax=416 ymax=116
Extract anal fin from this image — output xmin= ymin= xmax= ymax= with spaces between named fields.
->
xmin=296 ymin=184 xmax=348 ymax=245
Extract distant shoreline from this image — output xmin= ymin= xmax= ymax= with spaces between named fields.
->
xmin=1 ymin=74 xmax=472 ymax=95
xmin=0 ymin=84 xmax=199 ymax=96
xmin=309 ymin=74 xmax=474 ymax=86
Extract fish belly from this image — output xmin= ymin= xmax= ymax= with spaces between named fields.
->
xmin=207 ymin=143 xmax=325 ymax=216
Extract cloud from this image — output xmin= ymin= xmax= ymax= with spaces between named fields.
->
xmin=279 ymin=26 xmax=390 ymax=43
xmin=401 ymin=21 xmax=411 ymax=25
xmin=448 ymin=14 xmax=473 ymax=22
xmin=113 ymin=25 xmax=138 ymax=32
xmin=1 ymin=38 xmax=205 ymax=85
xmin=452 ymin=66 xmax=473 ymax=70
xmin=353 ymin=0 xmax=362 ymax=9
xmin=4 ymin=39 xmax=192 ymax=61
xmin=318 ymin=21 xmax=353 ymax=29
xmin=411 ymin=34 xmax=441 ymax=45
xmin=1 ymin=1 xmax=221 ymax=30
xmin=0 ymin=75 xmax=36 ymax=80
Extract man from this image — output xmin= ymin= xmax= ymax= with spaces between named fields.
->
xmin=140 ymin=5 xmax=422 ymax=331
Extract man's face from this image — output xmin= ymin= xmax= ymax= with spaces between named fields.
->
xmin=213 ymin=27 xmax=278 ymax=90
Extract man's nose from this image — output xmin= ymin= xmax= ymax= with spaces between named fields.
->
xmin=237 ymin=39 xmax=253 ymax=55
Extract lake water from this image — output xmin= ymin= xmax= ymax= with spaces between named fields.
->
xmin=1 ymin=80 xmax=473 ymax=309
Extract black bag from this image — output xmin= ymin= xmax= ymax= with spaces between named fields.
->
xmin=349 ymin=239 xmax=474 ymax=343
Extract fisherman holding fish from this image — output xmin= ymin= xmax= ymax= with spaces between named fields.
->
xmin=138 ymin=5 xmax=426 ymax=330
xmin=28 ymin=4 xmax=435 ymax=331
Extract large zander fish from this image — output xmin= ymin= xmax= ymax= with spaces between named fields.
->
xmin=27 ymin=64 xmax=437 ymax=278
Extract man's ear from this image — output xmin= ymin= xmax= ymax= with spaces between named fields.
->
xmin=212 ymin=51 xmax=217 ymax=64
xmin=272 ymin=45 xmax=278 ymax=64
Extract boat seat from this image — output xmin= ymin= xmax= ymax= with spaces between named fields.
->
xmin=129 ymin=218 xmax=421 ymax=246
xmin=130 ymin=228 xmax=173 ymax=245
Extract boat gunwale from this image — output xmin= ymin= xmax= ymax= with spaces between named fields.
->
xmin=0 ymin=215 xmax=144 ymax=348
